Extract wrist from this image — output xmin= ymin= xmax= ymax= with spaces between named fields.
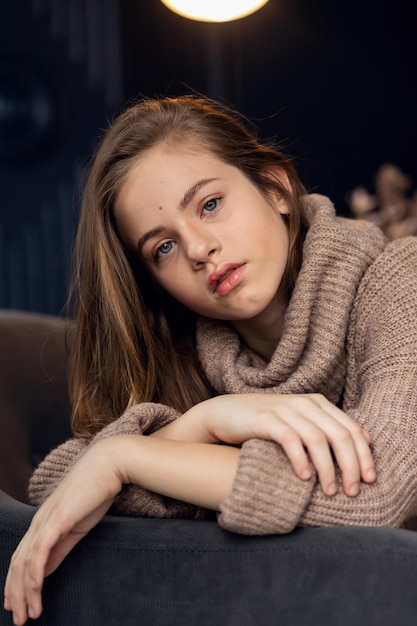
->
xmin=184 ymin=400 xmax=220 ymax=443
xmin=151 ymin=401 xmax=218 ymax=444
xmin=92 ymin=434 xmax=142 ymax=488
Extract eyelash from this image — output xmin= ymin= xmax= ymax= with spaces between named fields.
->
xmin=202 ymin=197 xmax=220 ymax=214
xmin=151 ymin=196 xmax=222 ymax=263
xmin=153 ymin=240 xmax=175 ymax=263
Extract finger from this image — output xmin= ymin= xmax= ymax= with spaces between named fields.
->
xmin=328 ymin=432 xmax=362 ymax=496
xmin=362 ymin=429 xmax=372 ymax=445
xmin=296 ymin=395 xmax=376 ymax=489
xmin=275 ymin=424 xmax=314 ymax=481
xmin=4 ymin=544 xmax=30 ymax=626
xmin=318 ymin=421 xmax=373 ymax=492
xmin=304 ymin=406 xmax=362 ymax=495
xmin=262 ymin=408 xmax=338 ymax=493
xmin=309 ymin=396 xmax=376 ymax=484
xmin=258 ymin=415 xmax=314 ymax=481
xmin=6 ymin=511 xmax=65 ymax=624
xmin=308 ymin=411 xmax=366 ymax=495
xmin=269 ymin=399 xmax=347 ymax=495
xmin=22 ymin=538 xmax=48 ymax=623
xmin=346 ymin=427 xmax=376 ymax=483
xmin=288 ymin=416 xmax=339 ymax=495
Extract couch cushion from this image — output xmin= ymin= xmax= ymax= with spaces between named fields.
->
xmin=0 ymin=310 xmax=71 ymax=501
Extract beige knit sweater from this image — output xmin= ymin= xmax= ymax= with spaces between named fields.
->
xmin=29 ymin=194 xmax=417 ymax=534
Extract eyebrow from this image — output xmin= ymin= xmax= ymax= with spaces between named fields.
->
xmin=137 ymin=178 xmax=218 ymax=255
xmin=179 ymin=178 xmax=217 ymax=210
xmin=137 ymin=226 xmax=165 ymax=256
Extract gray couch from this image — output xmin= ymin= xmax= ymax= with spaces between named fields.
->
xmin=1 ymin=310 xmax=417 ymax=626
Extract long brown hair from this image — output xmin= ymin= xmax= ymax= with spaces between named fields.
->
xmin=68 ymin=95 xmax=308 ymax=438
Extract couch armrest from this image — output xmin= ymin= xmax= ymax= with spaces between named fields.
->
xmin=2 ymin=488 xmax=417 ymax=626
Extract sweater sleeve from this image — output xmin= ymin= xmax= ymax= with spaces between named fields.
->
xmin=217 ymin=439 xmax=316 ymax=534
xmin=29 ymin=402 xmax=204 ymax=520
xmin=218 ymin=238 xmax=417 ymax=534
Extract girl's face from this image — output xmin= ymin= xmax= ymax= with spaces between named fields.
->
xmin=115 ymin=144 xmax=290 ymax=342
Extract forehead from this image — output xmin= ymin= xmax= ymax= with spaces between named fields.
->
xmin=127 ymin=142 xmax=220 ymax=176
xmin=118 ymin=145 xmax=230 ymax=202
xmin=113 ymin=144 xmax=229 ymax=225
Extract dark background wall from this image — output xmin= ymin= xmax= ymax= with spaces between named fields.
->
xmin=1 ymin=0 xmax=416 ymax=314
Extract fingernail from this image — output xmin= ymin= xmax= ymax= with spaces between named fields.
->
xmin=300 ymin=468 xmax=312 ymax=480
xmin=349 ymin=482 xmax=360 ymax=496
xmin=367 ymin=468 xmax=376 ymax=481
xmin=326 ymin=481 xmax=337 ymax=496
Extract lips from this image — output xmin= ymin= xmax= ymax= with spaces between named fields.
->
xmin=208 ymin=263 xmax=245 ymax=294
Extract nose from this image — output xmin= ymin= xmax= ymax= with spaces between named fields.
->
xmin=183 ymin=223 xmax=220 ymax=267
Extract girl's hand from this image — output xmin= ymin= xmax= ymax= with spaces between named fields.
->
xmin=154 ymin=393 xmax=376 ymax=498
xmin=3 ymin=440 xmax=123 ymax=626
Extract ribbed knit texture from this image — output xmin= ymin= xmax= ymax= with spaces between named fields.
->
xmin=29 ymin=194 xmax=417 ymax=534
xmin=197 ymin=194 xmax=417 ymax=534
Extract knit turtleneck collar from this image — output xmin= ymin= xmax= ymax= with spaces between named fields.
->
xmin=196 ymin=194 xmax=386 ymax=401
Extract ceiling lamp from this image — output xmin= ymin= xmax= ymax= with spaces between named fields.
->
xmin=160 ymin=0 xmax=270 ymax=22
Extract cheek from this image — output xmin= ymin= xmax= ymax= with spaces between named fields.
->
xmin=151 ymin=269 xmax=186 ymax=302
xmin=270 ymin=216 xmax=289 ymax=252
xmin=162 ymin=276 xmax=203 ymax=312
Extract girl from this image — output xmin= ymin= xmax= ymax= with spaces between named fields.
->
xmin=5 ymin=95 xmax=417 ymax=625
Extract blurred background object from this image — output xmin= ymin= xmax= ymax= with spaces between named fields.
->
xmin=1 ymin=0 xmax=416 ymax=314
xmin=349 ymin=164 xmax=417 ymax=240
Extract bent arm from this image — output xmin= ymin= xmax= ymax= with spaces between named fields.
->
xmin=219 ymin=239 xmax=417 ymax=534
xmin=28 ymin=400 xmax=241 ymax=518
xmin=302 ymin=240 xmax=417 ymax=528
xmin=218 ymin=366 xmax=417 ymax=534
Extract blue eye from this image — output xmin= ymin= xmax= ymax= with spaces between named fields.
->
xmin=203 ymin=198 xmax=219 ymax=213
xmin=155 ymin=241 xmax=175 ymax=259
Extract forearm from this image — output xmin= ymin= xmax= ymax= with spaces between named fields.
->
xmin=109 ymin=434 xmax=240 ymax=510
xmin=219 ymin=373 xmax=417 ymax=534
xmin=4 ymin=431 xmax=239 ymax=626
xmin=28 ymin=401 xmax=237 ymax=518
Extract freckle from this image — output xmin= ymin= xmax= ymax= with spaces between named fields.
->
xmin=159 ymin=206 xmax=163 ymax=211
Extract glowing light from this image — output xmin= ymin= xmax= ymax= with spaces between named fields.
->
xmin=160 ymin=0 xmax=270 ymax=23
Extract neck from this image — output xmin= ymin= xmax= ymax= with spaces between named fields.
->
xmin=230 ymin=295 xmax=288 ymax=360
